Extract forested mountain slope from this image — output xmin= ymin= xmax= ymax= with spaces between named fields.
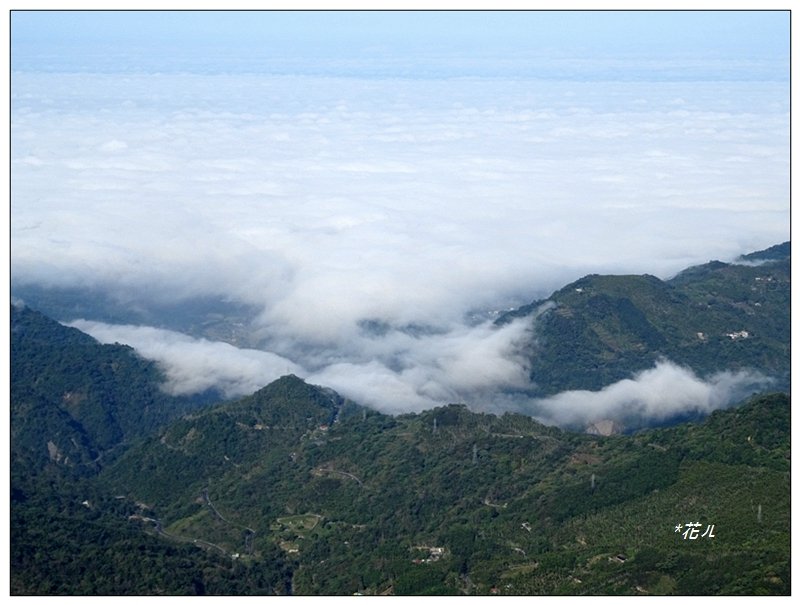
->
xmin=89 ymin=377 xmax=789 ymax=596
xmin=497 ymin=242 xmax=789 ymax=394
xmin=11 ymin=304 xmax=217 ymax=476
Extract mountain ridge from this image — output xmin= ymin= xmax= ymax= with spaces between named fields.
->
xmin=496 ymin=241 xmax=789 ymax=395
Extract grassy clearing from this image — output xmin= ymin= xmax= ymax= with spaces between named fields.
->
xmin=275 ymin=513 xmax=322 ymax=533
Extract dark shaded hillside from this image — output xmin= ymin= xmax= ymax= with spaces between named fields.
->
xmin=10 ymin=304 xmax=218 ymax=477
xmin=497 ymin=243 xmax=789 ymax=395
xmin=10 ymin=481 xmax=294 ymax=596
xmin=10 ymin=305 xmax=294 ymax=595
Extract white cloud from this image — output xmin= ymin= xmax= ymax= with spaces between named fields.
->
xmin=522 ymin=360 xmax=773 ymax=431
xmin=305 ymin=316 xmax=534 ymax=413
xmin=65 ymin=318 xmax=772 ymax=431
xmin=98 ymin=139 xmax=128 ymax=152
xmin=68 ymin=320 xmax=303 ymax=399
xmin=68 ymin=315 xmax=535 ymax=415
xmin=11 ymin=68 xmax=788 ymax=417
xmin=11 ymin=76 xmax=788 ymax=308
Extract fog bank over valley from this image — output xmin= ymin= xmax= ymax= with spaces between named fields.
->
xmin=11 ymin=11 xmax=789 ymax=428
xmin=68 ymin=312 xmax=777 ymax=431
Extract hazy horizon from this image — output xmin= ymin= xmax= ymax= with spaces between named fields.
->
xmin=10 ymin=10 xmax=790 ymax=426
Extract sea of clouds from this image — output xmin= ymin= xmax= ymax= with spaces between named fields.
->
xmin=68 ymin=317 xmax=774 ymax=430
xmin=12 ymin=52 xmax=788 ymax=428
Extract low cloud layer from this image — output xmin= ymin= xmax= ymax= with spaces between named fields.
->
xmin=67 ymin=318 xmax=772 ymax=430
xmin=69 ymin=316 xmax=534 ymax=414
xmin=12 ymin=72 xmax=789 ymax=346
xmin=69 ymin=320 xmax=302 ymax=399
xmin=12 ymin=20 xmax=788 ymax=423
xmin=520 ymin=360 xmax=773 ymax=431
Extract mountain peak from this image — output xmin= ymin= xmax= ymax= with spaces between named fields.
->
xmin=229 ymin=374 xmax=342 ymax=427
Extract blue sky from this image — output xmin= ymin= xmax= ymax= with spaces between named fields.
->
xmin=11 ymin=10 xmax=790 ymax=79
